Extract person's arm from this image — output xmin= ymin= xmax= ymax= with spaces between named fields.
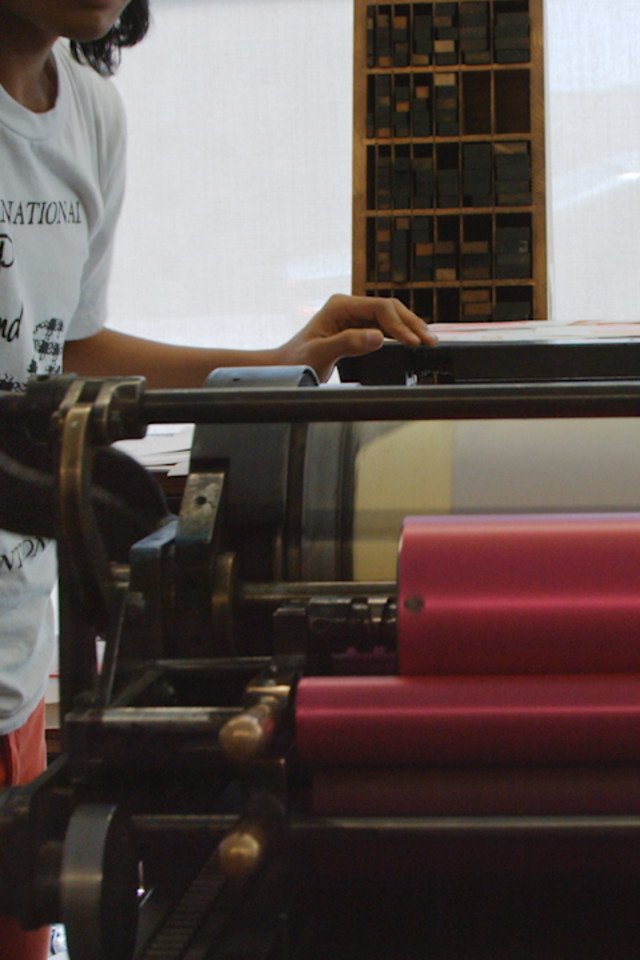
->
xmin=63 ymin=327 xmax=281 ymax=389
xmin=63 ymin=294 xmax=437 ymax=387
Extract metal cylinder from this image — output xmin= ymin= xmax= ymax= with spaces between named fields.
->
xmin=297 ymin=416 xmax=640 ymax=582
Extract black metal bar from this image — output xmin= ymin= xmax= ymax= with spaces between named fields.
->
xmin=139 ymin=382 xmax=640 ymax=426
xmin=291 ymin=814 xmax=640 ymax=838
xmin=99 ymin=707 xmax=239 ymax=729
xmin=238 ymin=581 xmax=396 ymax=604
xmin=4 ymin=380 xmax=640 ymax=439
xmin=131 ymin=814 xmax=238 ymax=838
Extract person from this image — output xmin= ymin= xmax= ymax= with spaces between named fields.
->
xmin=0 ymin=1 xmax=436 ymax=956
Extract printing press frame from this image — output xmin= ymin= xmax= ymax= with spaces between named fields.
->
xmin=3 ymin=355 xmax=640 ymax=958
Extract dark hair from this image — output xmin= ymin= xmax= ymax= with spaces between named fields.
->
xmin=69 ymin=0 xmax=150 ymax=76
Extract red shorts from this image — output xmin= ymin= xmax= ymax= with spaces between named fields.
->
xmin=0 ymin=700 xmax=50 ymax=960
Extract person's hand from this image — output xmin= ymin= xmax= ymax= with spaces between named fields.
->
xmin=277 ymin=294 xmax=437 ymax=382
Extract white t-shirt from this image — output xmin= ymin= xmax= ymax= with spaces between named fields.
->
xmin=0 ymin=42 xmax=126 ymax=734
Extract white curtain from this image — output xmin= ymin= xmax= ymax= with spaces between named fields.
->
xmin=109 ymin=0 xmax=640 ymax=345
xmin=545 ymin=0 xmax=640 ymax=322
xmin=110 ymin=0 xmax=353 ymax=350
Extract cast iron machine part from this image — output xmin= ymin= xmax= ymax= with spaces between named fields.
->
xmin=3 ymin=366 xmax=640 ymax=958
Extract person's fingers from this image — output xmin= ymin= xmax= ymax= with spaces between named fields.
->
xmin=324 ymin=294 xmax=436 ymax=345
xmin=307 ymin=328 xmax=384 ymax=381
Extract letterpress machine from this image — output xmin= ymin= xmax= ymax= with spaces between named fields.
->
xmin=3 ymin=341 xmax=640 ymax=959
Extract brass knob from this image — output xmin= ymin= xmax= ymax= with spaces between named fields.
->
xmin=217 ymin=822 xmax=266 ymax=878
xmin=218 ymin=697 xmax=280 ymax=764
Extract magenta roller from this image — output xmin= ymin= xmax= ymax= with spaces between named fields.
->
xmin=295 ymin=674 xmax=640 ymax=766
xmin=311 ymin=766 xmax=640 ymax=817
xmin=398 ymin=513 xmax=640 ymax=676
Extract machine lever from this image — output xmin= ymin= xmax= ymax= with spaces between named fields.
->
xmin=218 ymin=695 xmax=284 ymax=764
